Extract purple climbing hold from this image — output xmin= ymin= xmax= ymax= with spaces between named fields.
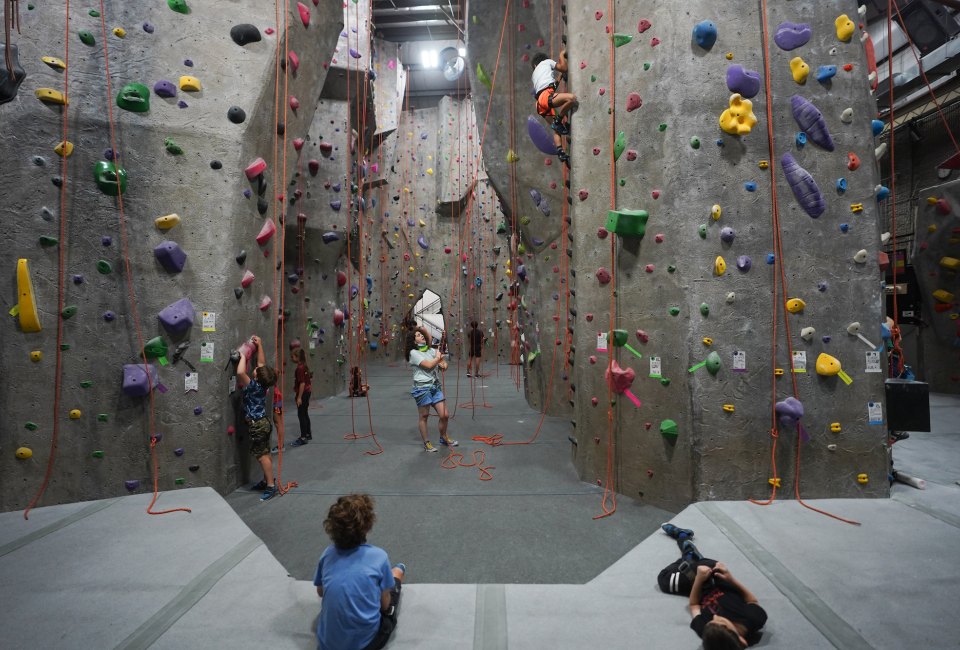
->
xmin=818 ymin=281 xmax=828 ymax=292
xmin=529 ymin=188 xmax=542 ymax=206
xmin=527 ymin=115 xmax=558 ymax=155
xmin=174 ymin=447 xmax=185 ymax=456
xmin=822 ymin=335 xmax=832 ymax=343
xmin=736 ymin=255 xmax=752 ymax=272
xmin=103 ymin=311 xmax=116 ymax=321
xmin=349 ymin=48 xmax=362 ymax=59
xmin=720 ymin=226 xmax=736 ymax=243
xmin=122 ymin=363 xmax=159 ymax=397
xmin=104 ymin=148 xmax=115 ymax=160
xmin=288 ymin=273 xmax=299 ymax=285
xmin=406 ymin=218 xmax=415 ymax=227
xmin=539 ymin=199 xmax=551 ymax=217
xmin=350 ymin=285 xmax=358 ymax=298
xmin=332 ymin=183 xmax=341 ymax=192
xmin=243 ymin=189 xmax=252 ymax=198
xmin=532 ymin=237 xmax=544 ymax=246
xmin=774 ymin=21 xmax=811 ymax=51
xmin=143 ymin=23 xmax=155 ymax=33
xmin=322 ymin=231 xmax=340 ymax=244
xmin=420 ymin=132 xmax=428 ymax=140
xmin=154 ymin=80 xmax=177 ymax=97
xmin=781 ymin=153 xmax=825 ymax=218
xmin=417 ymin=236 xmax=429 ymax=250
xmin=154 ymin=240 xmax=188 ymax=273
xmin=157 ymin=297 xmax=195 ymax=335
xmin=193 ymin=406 xmax=203 ymax=415
xmin=790 ymin=95 xmax=834 ymax=151
xmin=102 ymin=236 xmax=112 ymax=246
xmin=73 ymin=274 xmax=84 ymax=284
xmin=183 ymin=59 xmax=193 ymax=67
xmin=725 ymin=65 xmax=761 ymax=99
xmin=125 ymin=480 xmax=140 ymax=491
xmin=330 ymin=200 xmax=342 ymax=211
xmin=178 ymin=100 xmax=188 ymax=109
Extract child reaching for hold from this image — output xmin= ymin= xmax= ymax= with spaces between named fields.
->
xmin=531 ymin=49 xmax=577 ymax=166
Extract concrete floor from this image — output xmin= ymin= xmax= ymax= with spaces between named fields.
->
xmin=0 ymin=368 xmax=957 ymax=649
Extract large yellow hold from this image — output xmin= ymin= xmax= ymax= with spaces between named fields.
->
xmin=719 ymin=94 xmax=757 ymax=136
xmin=790 ymin=57 xmax=809 ymax=84
xmin=786 ymin=298 xmax=806 ymax=313
xmin=932 ymin=289 xmax=955 ymax=303
xmin=835 ymin=14 xmax=855 ymax=42
xmin=17 ymin=259 xmax=42 ymax=333
xmin=940 ymin=256 xmax=960 ymax=271
xmin=816 ymin=353 xmax=842 ymax=376
xmin=155 ymin=213 xmax=181 ymax=230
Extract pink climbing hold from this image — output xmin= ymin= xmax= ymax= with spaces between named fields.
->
xmin=651 ymin=190 xmax=660 ymax=199
xmin=333 ymin=308 xmax=345 ymax=326
xmin=256 ymin=218 xmax=277 ymax=245
xmin=245 ymin=157 xmax=267 ymax=180
xmin=626 ymin=150 xmax=638 ymax=161
xmin=645 ymin=264 xmax=655 ymax=273
xmin=626 ymin=92 xmax=642 ymax=112
xmin=586 ymin=313 xmax=594 ymax=322
xmin=293 ymin=138 xmax=304 ymax=151
xmin=638 ymin=19 xmax=651 ymax=33
xmin=935 ymin=198 xmax=951 ymax=215
xmin=589 ymin=355 xmax=597 ymax=365
xmin=336 ymin=271 xmax=347 ymax=286
xmin=297 ymin=2 xmax=310 ymax=27
xmin=578 ymin=189 xmax=589 ymax=201
xmin=606 ymin=360 xmax=636 ymax=394
xmin=241 ymin=270 xmax=255 ymax=287
xmin=655 ymin=233 xmax=665 ymax=243
xmin=650 ymin=37 xmax=660 ymax=47
xmin=259 ymin=296 xmax=272 ymax=311
xmin=598 ymin=87 xmax=606 ymax=96
xmin=289 ymin=96 xmax=300 ymax=110
xmin=319 ymin=142 xmax=333 ymax=157
xmin=592 ymin=147 xmax=601 ymax=156
xmin=288 ymin=51 xmax=300 ymax=73
xmin=596 ymin=267 xmax=611 ymax=285
xmin=595 ymin=10 xmax=603 ymax=20
xmin=579 ymin=61 xmax=587 ymax=69
xmin=636 ymin=329 xmax=649 ymax=343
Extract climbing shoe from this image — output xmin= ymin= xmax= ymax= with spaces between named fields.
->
xmin=681 ymin=539 xmax=704 ymax=562
xmin=661 ymin=523 xmax=695 ymax=541
xmin=551 ymin=119 xmax=570 ymax=136
xmin=557 ymin=148 xmax=570 ymax=165
xmin=424 ymin=441 xmax=439 ymax=453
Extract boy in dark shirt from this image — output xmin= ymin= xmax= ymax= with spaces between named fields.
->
xmin=658 ymin=523 xmax=768 ymax=649
xmin=237 ymin=335 xmax=279 ymax=501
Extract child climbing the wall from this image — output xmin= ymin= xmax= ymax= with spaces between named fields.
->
xmin=236 ymin=335 xmax=280 ymax=501
xmin=531 ymin=49 xmax=576 ymax=165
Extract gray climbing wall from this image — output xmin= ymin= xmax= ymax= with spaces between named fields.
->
xmin=1 ymin=0 xmax=342 ymax=511
xmin=373 ymin=38 xmax=403 ymax=136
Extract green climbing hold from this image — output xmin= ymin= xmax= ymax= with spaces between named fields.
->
xmin=175 ymin=477 xmax=186 ymax=485
xmin=517 ymin=242 xmax=526 ymax=254
xmin=519 ymin=215 xmax=531 ymax=225
xmin=590 ymin=74 xmax=597 ymax=82
xmin=613 ymin=131 xmax=626 ymax=161
xmin=643 ymin=62 xmax=651 ymax=71
xmin=25 ymin=422 xmax=39 ymax=431
xmin=78 ymin=30 xmax=95 ymax=46
xmin=610 ymin=329 xmax=629 ymax=347
xmin=698 ymin=224 xmax=707 ymax=239
xmin=94 ymin=161 xmax=128 ymax=196
xmin=658 ymin=123 xmax=667 ymax=131
xmin=167 ymin=0 xmax=190 ymax=14
xmin=496 ymin=222 xmax=507 ymax=234
xmin=660 ymin=419 xmax=678 ymax=437
xmin=527 ymin=350 xmax=540 ymax=364
xmin=80 ymin=380 xmax=93 ymax=388
xmin=143 ymin=336 xmax=169 ymax=360
xmin=39 ymin=235 xmax=59 ymax=247
xmin=667 ymin=265 xmax=676 ymax=273
xmin=613 ymin=33 xmax=633 ymax=47
xmin=61 ymin=305 xmax=78 ymax=319
xmin=700 ymin=303 xmax=710 ymax=316
xmin=472 ymin=15 xmax=478 ymax=24
xmin=669 ymin=306 xmax=680 ymax=316
xmin=88 ymin=9 xmax=100 ymax=17
xmin=164 ymin=138 xmax=184 ymax=155
xmin=690 ymin=136 xmax=701 ymax=149
xmin=705 ymin=351 xmax=722 ymax=375
xmin=619 ymin=179 xmax=626 ymax=186
xmin=116 ymin=83 xmax=150 ymax=112
xmin=605 ymin=209 xmax=648 ymax=238
xmin=60 ymin=343 xmax=70 ymax=351
xmin=96 ymin=260 xmax=113 ymax=274
xmin=660 ymin=377 xmax=671 ymax=386
xmin=97 ymin=413 xmax=109 ymax=422
xmin=91 ymin=450 xmax=104 ymax=458
xmin=476 ymin=63 xmax=492 ymax=89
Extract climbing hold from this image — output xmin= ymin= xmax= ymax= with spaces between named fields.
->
xmin=625 ymin=92 xmax=642 ymax=112
xmin=125 ymin=480 xmax=140 ymax=491
xmin=774 ymin=21 xmax=811 ymax=50
xmin=835 ymin=14 xmax=854 ymax=42
xmin=16 ymin=447 xmax=33 ymax=459
xmin=245 ymin=157 xmax=267 ymax=180
xmin=853 ymin=249 xmax=868 ymax=264
xmin=736 ymin=255 xmax=752 ymax=272
xmin=876 ymin=185 xmax=890 ymax=201
xmin=155 ymin=214 xmax=180 ymax=230
xmin=179 ymin=76 xmax=201 ymax=92
xmin=781 ymin=153 xmax=825 ymax=218
xmin=54 ymin=141 xmax=74 ymax=158
xmin=758 ymin=160 xmax=769 ymax=169
xmin=143 ymin=336 xmax=169 ymax=360
xmin=39 ymin=235 xmax=58 ymax=247
xmin=836 ymin=178 xmax=847 ymax=194
xmin=117 ymin=83 xmax=150 ymax=112
xmin=258 ymin=296 xmax=272 ymax=311
xmin=16 ymin=259 xmax=42 ymax=333
xmin=96 ymin=260 xmax=113 ymax=274
xmin=122 ymin=363 xmax=160 ymax=397
xmin=786 ymin=298 xmax=806 ymax=313
xmin=790 ymin=57 xmax=810 ymax=84
xmin=723 ymin=404 xmax=735 ymax=413
xmin=698 ymin=224 xmax=708 ymax=239
xmin=30 ymin=350 xmax=42 ymax=362
xmin=476 ymin=62 xmax=492 ymax=88
xmin=417 ymin=236 xmax=429 ymax=250
xmin=69 ymin=409 xmax=82 ymax=419
xmin=816 ymin=65 xmax=837 ymax=83
xmin=718 ymin=227 xmax=736 ymax=244
xmin=815 ymin=353 xmax=842 ymax=376
xmin=158 ymin=297 xmax=195 ymax=335
xmin=605 ymin=209 xmax=648 ymax=238
xmin=744 ymin=181 xmax=757 ymax=192
xmin=613 ymin=33 xmax=633 ymax=47
xmin=228 ymin=106 xmax=246 ymax=124
xmin=725 ymin=65 xmax=761 ymax=98
xmin=94 ymin=161 xmax=127 ymax=196
xmin=164 ymin=138 xmax=184 ymax=155
xmin=714 ymin=256 xmax=726 ymax=276
xmin=614 ymin=131 xmax=627 ymax=161
xmin=506 ymin=150 xmax=519 ymax=163
xmin=152 ymin=80 xmax=177 ymax=99
xmin=940 ymin=256 xmax=960 ymax=271
xmin=154 ymin=241 xmax=187 ymax=273
xmin=297 ymin=2 xmax=311 ymax=27
xmin=78 ymin=30 xmax=95 ymax=46
xmin=42 ymin=55 xmax=66 ymax=71
xmin=35 ymin=88 xmax=68 ymax=105
xmin=256 ymin=219 xmax=277 ymax=245
xmin=874 ymin=142 xmax=887 ymax=160
xmin=857 ymin=473 xmax=869 ymax=484
xmin=800 ymin=326 xmax=816 ymax=341
xmin=700 ymin=303 xmax=710 ymax=317
xmin=796 ymin=132 xmax=807 ymax=148
xmin=690 ymin=136 xmax=701 ymax=149
xmin=705 ymin=351 xmax=721 ymax=375
xmin=693 ymin=20 xmax=717 ymax=49
xmin=840 ymin=107 xmax=853 ymax=123
xmin=596 ymin=268 xmax=612 ymax=285
xmin=230 ymin=24 xmax=262 ymax=46
xmin=847 ymin=152 xmax=861 ymax=170
xmin=719 ymin=93 xmax=757 ymax=136
xmin=710 ymin=204 xmax=722 ymax=221
xmin=61 ymin=305 xmax=78 ymax=321
xmin=850 ymin=202 xmax=864 ymax=213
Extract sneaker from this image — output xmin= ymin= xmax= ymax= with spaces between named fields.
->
xmin=305 ymin=434 xmax=313 ymax=440
xmin=291 ymin=438 xmax=307 ymax=447
xmin=250 ymin=479 xmax=268 ymax=491
xmin=270 ymin=446 xmax=279 ymax=454
xmin=551 ymin=119 xmax=570 ymax=136
xmin=424 ymin=441 xmax=438 ymax=453
xmin=661 ymin=522 xmax=695 ymax=541
xmin=681 ymin=539 xmax=703 ymax=562
xmin=394 ymin=562 xmax=406 ymax=577
xmin=466 ymin=373 xmax=472 ymax=377
xmin=260 ymin=485 xmax=278 ymax=501
xmin=439 ymin=437 xmax=459 ymax=447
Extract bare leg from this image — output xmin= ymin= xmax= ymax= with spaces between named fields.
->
xmin=434 ymin=401 xmax=449 ymax=441
xmin=417 ymin=405 xmax=431 ymax=443
xmin=257 ymin=454 xmax=274 ymax=487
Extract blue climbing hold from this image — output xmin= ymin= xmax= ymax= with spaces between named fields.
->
xmin=693 ymin=20 xmax=718 ymax=49
xmin=796 ymin=132 xmax=807 ymax=147
xmin=876 ymin=185 xmax=890 ymax=201
xmin=815 ymin=65 xmax=837 ymax=83
xmin=766 ymin=253 xmax=776 ymax=264
xmin=836 ymin=177 xmax=847 ymax=194
xmin=871 ymin=119 xmax=884 ymax=136
xmin=744 ymin=181 xmax=757 ymax=192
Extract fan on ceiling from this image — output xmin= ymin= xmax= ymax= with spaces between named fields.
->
xmin=439 ymin=47 xmax=465 ymax=81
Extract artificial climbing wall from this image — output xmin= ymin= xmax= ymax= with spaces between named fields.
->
xmin=1 ymin=0 xmax=343 ymax=511
xmin=468 ymin=0 xmax=890 ymax=510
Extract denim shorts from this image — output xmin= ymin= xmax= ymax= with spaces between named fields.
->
xmin=411 ymin=383 xmax=444 ymax=407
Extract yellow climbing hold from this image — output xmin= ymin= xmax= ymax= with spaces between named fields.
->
xmin=723 ymin=404 xmax=735 ymax=413
xmin=815 ymin=353 xmax=842 ymax=376
xmin=30 ymin=350 xmax=42 ymax=362
xmin=758 ymin=160 xmax=769 ymax=169
xmin=933 ymin=289 xmax=955 ymax=303
xmin=16 ymin=259 xmax=42 ymax=333
xmin=155 ymin=213 xmax=181 ymax=230
xmin=69 ymin=409 xmax=82 ymax=419
xmin=16 ymin=447 xmax=33 ymax=460
xmin=939 ymin=256 xmax=960 ymax=271
xmin=835 ymin=14 xmax=855 ymax=42
xmin=719 ymin=93 xmax=757 ymax=136
xmin=786 ymin=298 xmax=806 ymax=313
xmin=112 ymin=27 xmax=127 ymax=38
xmin=36 ymin=88 xmax=68 ymax=105
xmin=790 ymin=57 xmax=809 ymax=84
xmin=54 ymin=141 xmax=74 ymax=157
xmin=179 ymin=75 xmax=202 ymax=91
xmin=506 ymin=150 xmax=519 ymax=163
xmin=714 ymin=256 xmax=727 ymax=276
xmin=41 ymin=56 xmax=66 ymax=70
xmin=711 ymin=204 xmax=722 ymax=221
xmin=725 ymin=52 xmax=734 ymax=60
xmin=418 ymin=219 xmax=426 ymax=227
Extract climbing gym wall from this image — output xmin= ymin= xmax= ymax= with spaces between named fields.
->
xmin=467 ymin=0 xmax=890 ymax=510
xmin=2 ymin=0 xmax=342 ymax=511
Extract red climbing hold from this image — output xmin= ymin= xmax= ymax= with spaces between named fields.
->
xmin=259 ymin=296 xmax=272 ymax=311
xmin=596 ymin=267 xmax=611 ymax=285
xmin=638 ymin=19 xmax=651 ymax=33
xmin=578 ymin=189 xmax=589 ymax=201
xmin=626 ymin=92 xmax=642 ymax=112
xmin=245 ymin=157 xmax=267 ymax=180
xmin=293 ymin=138 xmax=304 ymax=151
xmin=308 ymin=159 xmax=319 ymax=174
xmin=337 ymin=271 xmax=347 ymax=286
xmin=289 ymin=96 xmax=300 ymax=110
xmin=288 ymin=51 xmax=300 ymax=73
xmin=256 ymin=219 xmax=276 ymax=245
xmin=626 ymin=150 xmax=638 ymax=161
xmin=241 ymin=270 xmax=255 ymax=287
xmin=595 ymin=10 xmax=603 ymax=20
xmin=297 ymin=2 xmax=310 ymax=27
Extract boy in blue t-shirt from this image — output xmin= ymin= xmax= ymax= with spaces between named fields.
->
xmin=236 ymin=335 xmax=279 ymax=501
xmin=313 ymin=494 xmax=405 ymax=650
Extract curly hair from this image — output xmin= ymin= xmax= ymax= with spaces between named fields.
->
xmin=324 ymin=494 xmax=376 ymax=549
xmin=405 ymin=326 xmax=432 ymax=360
xmin=255 ymin=365 xmax=278 ymax=388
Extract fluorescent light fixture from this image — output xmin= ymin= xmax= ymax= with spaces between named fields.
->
xmin=421 ymin=49 xmax=438 ymax=69
xmin=458 ymin=47 xmax=466 ymax=56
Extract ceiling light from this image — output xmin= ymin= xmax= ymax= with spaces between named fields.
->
xmin=421 ymin=49 xmax=438 ymax=69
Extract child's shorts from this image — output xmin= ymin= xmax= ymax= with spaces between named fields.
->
xmin=247 ymin=417 xmax=273 ymax=458
xmin=412 ymin=383 xmax=444 ymax=407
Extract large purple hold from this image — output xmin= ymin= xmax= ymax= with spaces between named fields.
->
xmin=725 ymin=65 xmax=761 ymax=99
xmin=781 ymin=153 xmax=825 ymax=218
xmin=122 ymin=363 xmax=159 ymax=397
xmin=527 ymin=115 xmax=558 ymax=155
xmin=154 ymin=80 xmax=177 ymax=98
xmin=158 ymin=297 xmax=195 ymax=335
xmin=349 ymin=48 xmax=362 ymax=59
xmin=154 ymin=240 xmax=187 ymax=273
xmin=791 ymin=95 xmax=834 ymax=151
xmin=322 ymin=231 xmax=340 ymax=244
xmin=538 ymin=199 xmax=550 ymax=217
xmin=774 ymin=21 xmax=811 ymax=51
xmin=417 ymin=236 xmax=429 ymax=250
xmin=529 ymin=188 xmax=542 ymax=206
xmin=775 ymin=396 xmax=809 ymax=442
xmin=330 ymin=200 xmax=342 ymax=211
